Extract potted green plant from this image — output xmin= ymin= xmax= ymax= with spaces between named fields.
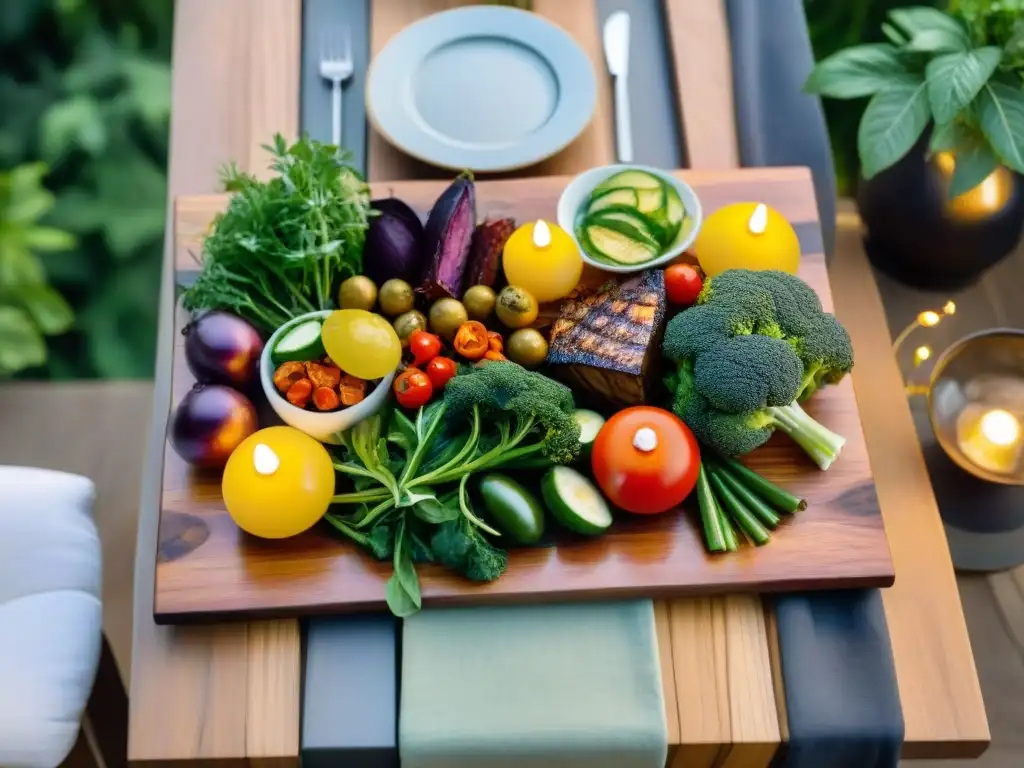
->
xmin=0 ymin=164 xmax=75 ymax=376
xmin=805 ymin=2 xmax=1024 ymax=288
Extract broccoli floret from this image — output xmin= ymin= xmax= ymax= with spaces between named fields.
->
xmin=443 ymin=361 xmax=582 ymax=466
xmin=663 ymin=269 xmax=852 ymax=470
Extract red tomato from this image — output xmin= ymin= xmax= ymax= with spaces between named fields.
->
xmin=393 ymin=367 xmax=433 ymax=409
xmin=425 ymin=356 xmax=458 ymax=389
xmin=664 ymin=264 xmax=703 ymax=306
xmin=408 ymin=330 xmax=442 ymax=367
xmin=591 ymin=406 xmax=700 ymax=514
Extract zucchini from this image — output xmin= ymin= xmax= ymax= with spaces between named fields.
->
xmin=586 ymin=187 xmax=638 ymax=216
xmin=594 ymin=169 xmax=663 ymax=192
xmin=573 ymin=409 xmax=605 ymax=457
xmin=582 ymin=223 xmax=660 ymax=266
xmin=478 ymin=473 xmax=546 ymax=545
xmin=587 ymin=206 xmax=661 ymax=247
xmin=541 ymin=466 xmax=612 ymax=536
xmin=272 ymin=318 xmax=325 ymax=364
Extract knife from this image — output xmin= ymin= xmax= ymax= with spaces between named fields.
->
xmin=603 ymin=11 xmax=633 ymax=163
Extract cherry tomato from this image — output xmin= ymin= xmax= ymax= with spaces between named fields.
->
xmin=393 ymin=367 xmax=433 ymax=409
xmin=591 ymin=406 xmax=700 ymax=514
xmin=425 ymin=356 xmax=458 ymax=389
xmin=664 ymin=263 xmax=704 ymax=306
xmin=408 ymin=329 xmax=442 ymax=367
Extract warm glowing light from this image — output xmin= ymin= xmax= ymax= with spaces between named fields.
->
xmin=531 ymin=219 xmax=552 ymax=248
xmin=747 ymin=203 xmax=768 ymax=235
xmin=253 ymin=444 xmax=280 ymax=475
xmin=913 ymin=346 xmax=931 ymax=366
xmin=919 ymin=311 xmax=941 ymax=327
xmin=979 ymin=409 xmax=1020 ymax=448
xmin=943 ymin=301 xmax=956 ymax=315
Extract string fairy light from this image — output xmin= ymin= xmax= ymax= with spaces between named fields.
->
xmin=893 ymin=301 xmax=957 ymax=395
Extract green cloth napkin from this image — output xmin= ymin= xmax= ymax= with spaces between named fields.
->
xmin=399 ymin=600 xmax=667 ymax=768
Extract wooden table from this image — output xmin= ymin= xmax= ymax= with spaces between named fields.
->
xmin=128 ymin=1 xmax=989 ymax=764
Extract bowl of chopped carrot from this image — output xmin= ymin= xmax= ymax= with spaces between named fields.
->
xmin=259 ymin=310 xmax=396 ymax=444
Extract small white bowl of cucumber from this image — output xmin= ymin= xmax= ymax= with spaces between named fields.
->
xmin=557 ymin=164 xmax=702 ymax=273
xmin=259 ymin=310 xmax=396 ymax=444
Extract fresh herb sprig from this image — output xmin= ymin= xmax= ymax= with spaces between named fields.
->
xmin=183 ymin=134 xmax=372 ymax=331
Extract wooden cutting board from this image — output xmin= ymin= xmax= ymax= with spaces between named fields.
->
xmin=155 ymin=167 xmax=894 ymax=622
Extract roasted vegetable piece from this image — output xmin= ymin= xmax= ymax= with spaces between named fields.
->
xmin=487 ymin=331 xmax=503 ymax=353
xmin=547 ymin=269 xmax=668 ymax=409
xmin=662 ymin=269 xmax=853 ymax=469
xmin=419 ymin=175 xmax=476 ymax=300
xmin=286 ymin=378 xmax=313 ymax=408
xmin=273 ymin=361 xmax=307 ymax=393
xmin=313 ymin=386 xmax=341 ymax=411
xmin=465 ymin=218 xmax=515 ymax=287
xmin=340 ymin=374 xmax=367 ymax=406
xmin=364 ymin=198 xmax=425 ymax=285
xmin=453 ymin=321 xmax=489 ymax=360
xmin=306 ymin=361 xmax=342 ymax=390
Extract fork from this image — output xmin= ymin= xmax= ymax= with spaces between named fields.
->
xmin=319 ymin=27 xmax=354 ymax=147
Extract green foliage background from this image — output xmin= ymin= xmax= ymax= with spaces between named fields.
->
xmin=1 ymin=0 xmax=172 ymax=379
xmin=0 ymin=0 xmax=964 ymax=378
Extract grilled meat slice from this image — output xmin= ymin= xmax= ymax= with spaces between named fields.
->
xmin=546 ymin=269 xmax=667 ymax=409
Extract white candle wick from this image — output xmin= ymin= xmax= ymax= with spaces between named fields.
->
xmin=253 ymin=443 xmax=280 ymax=475
xmin=748 ymin=203 xmax=768 ymax=235
xmin=633 ymin=427 xmax=658 ymax=452
xmin=532 ymin=219 xmax=552 ymax=248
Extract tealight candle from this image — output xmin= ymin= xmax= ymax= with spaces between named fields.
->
xmin=694 ymin=202 xmax=801 ymax=278
xmin=955 ymin=404 xmax=1023 ymax=475
xmin=502 ymin=219 xmax=583 ymax=303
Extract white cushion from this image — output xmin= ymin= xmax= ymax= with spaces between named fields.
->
xmin=0 ymin=467 xmax=101 ymax=768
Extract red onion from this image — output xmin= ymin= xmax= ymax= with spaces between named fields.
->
xmin=184 ymin=311 xmax=264 ymax=387
xmin=170 ymin=384 xmax=258 ymax=468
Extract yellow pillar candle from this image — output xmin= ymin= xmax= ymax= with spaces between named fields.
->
xmin=694 ymin=202 xmax=800 ymax=277
xmin=502 ymin=219 xmax=583 ymax=303
xmin=955 ymin=405 xmax=1023 ymax=475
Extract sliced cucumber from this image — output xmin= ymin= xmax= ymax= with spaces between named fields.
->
xmin=635 ymin=185 xmax=666 ymax=216
xmin=573 ymin=409 xmax=605 ymax=456
xmin=542 ymin=466 xmax=613 ymax=536
xmin=583 ymin=224 xmax=659 ymax=266
xmin=595 ymin=169 xmax=664 ymax=192
xmin=272 ymin=318 xmax=325 ymax=364
xmin=587 ymin=206 xmax=661 ymax=247
xmin=665 ymin=184 xmax=685 ymax=226
xmin=587 ymin=187 xmax=638 ymax=216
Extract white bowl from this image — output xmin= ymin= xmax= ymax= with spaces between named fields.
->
xmin=556 ymin=164 xmax=703 ymax=274
xmin=259 ymin=310 xmax=396 ymax=444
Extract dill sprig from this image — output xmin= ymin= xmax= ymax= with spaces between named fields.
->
xmin=182 ymin=134 xmax=372 ymax=331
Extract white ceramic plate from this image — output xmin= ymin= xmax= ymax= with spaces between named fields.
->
xmin=367 ymin=6 xmax=597 ymax=172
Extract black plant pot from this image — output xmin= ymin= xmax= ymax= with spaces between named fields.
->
xmin=857 ymin=132 xmax=1024 ymax=291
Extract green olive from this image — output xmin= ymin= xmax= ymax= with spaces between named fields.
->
xmin=463 ymin=285 xmax=497 ymax=321
xmin=429 ymin=298 xmax=469 ymax=341
xmin=378 ymin=279 xmax=415 ymax=317
xmin=392 ymin=310 xmax=427 ymax=347
xmin=338 ymin=275 xmax=377 ymax=311
xmin=506 ymin=328 xmax=549 ymax=368
xmin=495 ymin=285 xmax=539 ymax=329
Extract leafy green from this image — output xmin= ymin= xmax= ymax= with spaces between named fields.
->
xmin=857 ymin=80 xmax=931 ymax=178
xmin=925 ymin=47 xmax=1002 ymax=124
xmin=324 ymin=363 xmax=581 ymax=616
xmin=0 ymin=163 xmax=75 ymax=376
xmin=182 ymin=134 xmax=372 ymax=332
xmin=978 ymin=80 xmax=1024 ymax=172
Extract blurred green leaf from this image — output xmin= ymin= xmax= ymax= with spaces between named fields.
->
xmin=22 ymin=225 xmax=76 ymax=251
xmin=93 ymin=146 xmax=167 ymax=257
xmin=41 ymin=94 xmax=107 ymax=160
xmin=0 ymin=306 xmax=46 ymax=375
xmin=925 ymin=47 xmax=1002 ymax=124
xmin=20 ymin=283 xmax=74 ymax=334
xmin=978 ymin=80 xmax=1024 ymax=172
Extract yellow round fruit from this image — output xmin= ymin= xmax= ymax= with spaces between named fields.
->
xmin=222 ymin=426 xmax=335 ymax=539
xmin=495 ymin=285 xmax=539 ymax=329
xmin=321 ymin=309 xmax=402 ymax=380
xmin=502 ymin=219 xmax=583 ymax=303
xmin=694 ymin=202 xmax=800 ymax=278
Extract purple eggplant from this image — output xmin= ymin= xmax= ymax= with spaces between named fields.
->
xmin=170 ymin=384 xmax=258 ymax=468
xmin=418 ymin=175 xmax=476 ymax=300
xmin=364 ymin=198 xmax=425 ymax=285
xmin=183 ymin=311 xmax=264 ymax=387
